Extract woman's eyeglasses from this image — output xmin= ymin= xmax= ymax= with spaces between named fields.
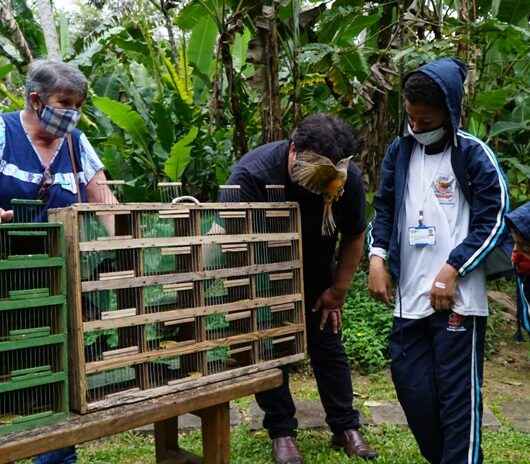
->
xmin=37 ymin=168 xmax=53 ymax=202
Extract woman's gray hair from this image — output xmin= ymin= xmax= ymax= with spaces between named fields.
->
xmin=25 ymin=60 xmax=88 ymax=104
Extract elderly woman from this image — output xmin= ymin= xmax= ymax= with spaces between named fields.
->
xmin=0 ymin=60 xmax=115 ymax=463
xmin=0 ymin=59 xmax=113 ymax=222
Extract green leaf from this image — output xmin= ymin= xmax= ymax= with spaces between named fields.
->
xmin=164 ymin=127 xmax=199 ymax=181
xmin=337 ymin=47 xmax=369 ymax=80
xmin=231 ymin=27 xmax=251 ymax=72
xmin=188 ymin=15 xmax=218 ymax=79
xmin=0 ymin=64 xmax=14 ymax=80
xmin=501 ymin=157 xmax=530 ymax=177
xmin=92 ymin=96 xmax=149 ymax=146
xmin=152 ymin=102 xmax=175 ymax=153
xmin=495 ymin=0 xmax=530 ymax=24
xmin=335 ymin=13 xmax=381 ymax=47
xmin=71 ymin=26 xmax=125 ymax=68
xmin=489 ymin=120 xmax=529 ymax=138
xmin=176 ymin=1 xmax=206 ymax=30
xmin=59 ymin=13 xmax=71 ymax=59
xmin=474 ymin=89 xmax=512 ymax=112
xmin=163 ymin=52 xmax=193 ymax=105
xmin=299 ymin=43 xmax=335 ymax=66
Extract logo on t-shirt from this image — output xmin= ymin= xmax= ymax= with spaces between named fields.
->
xmin=433 ymin=175 xmax=456 ymax=205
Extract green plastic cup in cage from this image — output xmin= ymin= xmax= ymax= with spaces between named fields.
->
xmin=207 ymin=346 xmax=230 ymax=363
xmin=256 ymin=273 xmax=271 ymax=296
xmin=205 ymin=279 xmax=228 ymax=300
xmin=206 ymin=313 xmax=230 ymax=332
xmin=257 ymin=306 xmax=272 ymax=329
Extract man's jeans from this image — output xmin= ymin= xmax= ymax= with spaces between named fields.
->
xmin=34 ymin=447 xmax=77 ymax=464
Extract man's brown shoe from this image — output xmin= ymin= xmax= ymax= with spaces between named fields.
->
xmin=331 ymin=429 xmax=378 ymax=460
xmin=272 ymin=436 xmax=303 ymax=464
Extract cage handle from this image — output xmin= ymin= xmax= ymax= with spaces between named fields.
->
xmin=171 ymin=196 xmax=200 ymax=205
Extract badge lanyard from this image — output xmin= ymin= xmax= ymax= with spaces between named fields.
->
xmin=409 ymin=146 xmax=447 ymax=248
xmin=418 ymin=146 xmax=447 ymax=226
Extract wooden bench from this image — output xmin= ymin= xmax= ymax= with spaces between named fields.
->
xmin=0 ymin=369 xmax=283 ymax=464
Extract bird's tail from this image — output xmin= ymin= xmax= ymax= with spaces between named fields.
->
xmin=322 ymin=202 xmax=336 ymax=236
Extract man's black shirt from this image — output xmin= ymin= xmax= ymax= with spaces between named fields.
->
xmin=224 ymin=140 xmax=366 ymax=300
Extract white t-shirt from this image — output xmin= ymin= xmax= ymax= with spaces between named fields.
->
xmin=395 ymin=143 xmax=488 ymax=319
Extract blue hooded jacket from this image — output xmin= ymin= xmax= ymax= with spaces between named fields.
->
xmin=506 ymin=202 xmax=530 ymax=333
xmin=370 ymin=58 xmax=510 ymax=282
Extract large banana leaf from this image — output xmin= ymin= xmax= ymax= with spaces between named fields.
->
xmin=92 ymin=96 xmax=149 ymax=149
xmin=188 ymin=14 xmax=218 ymax=80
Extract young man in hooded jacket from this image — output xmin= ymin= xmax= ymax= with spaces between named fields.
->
xmin=368 ymin=58 xmax=509 ymax=464
xmin=506 ymin=202 xmax=530 ymax=335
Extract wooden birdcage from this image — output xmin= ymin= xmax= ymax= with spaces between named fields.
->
xmin=0 ymin=222 xmax=69 ymax=435
xmin=49 ymin=200 xmax=306 ymax=413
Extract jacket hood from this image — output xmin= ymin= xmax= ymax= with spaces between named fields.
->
xmin=506 ymin=202 xmax=530 ymax=242
xmin=404 ymin=57 xmax=468 ymax=145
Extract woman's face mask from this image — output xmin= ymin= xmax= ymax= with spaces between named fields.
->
xmin=34 ymin=95 xmax=81 ymax=138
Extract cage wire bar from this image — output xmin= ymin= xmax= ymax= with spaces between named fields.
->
xmin=0 ymin=207 xmax=69 ymax=435
xmin=48 ymin=187 xmax=306 ymax=413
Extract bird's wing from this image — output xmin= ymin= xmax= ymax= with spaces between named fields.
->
xmin=291 ymin=151 xmax=339 ymax=194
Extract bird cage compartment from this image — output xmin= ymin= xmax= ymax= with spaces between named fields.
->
xmin=254 ymin=240 xmax=299 ymax=265
xmin=0 ymin=381 xmax=67 ymax=435
xmin=140 ymin=208 xmax=194 ymax=238
xmin=48 ymin=202 xmax=306 ymax=413
xmin=252 ymin=208 xmax=296 ymax=234
xmin=255 ymin=270 xmax=301 ymax=298
xmin=258 ymin=333 xmax=305 ymax=363
xmin=0 ymin=222 xmax=69 ymax=435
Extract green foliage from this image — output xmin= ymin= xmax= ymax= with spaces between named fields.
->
xmin=164 ymin=126 xmax=199 ymax=181
xmin=0 ymin=0 xmax=528 ymax=204
xmin=206 ymin=313 xmax=230 ymax=331
xmin=207 ymin=345 xmax=230 ymax=362
xmin=341 ymin=271 xmax=393 ymax=374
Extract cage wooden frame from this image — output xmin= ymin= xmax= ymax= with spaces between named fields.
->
xmin=49 ymin=202 xmax=306 ymax=413
xmin=0 ymin=223 xmax=69 ymax=435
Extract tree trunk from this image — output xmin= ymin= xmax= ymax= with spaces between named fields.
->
xmin=0 ymin=3 xmax=34 ymax=65
xmin=457 ymin=0 xmax=478 ymax=126
xmin=257 ymin=3 xmax=283 ymax=144
xmin=35 ymin=0 xmax=60 ymax=60
xmin=291 ymin=0 xmax=302 ymax=125
xmin=358 ymin=1 xmax=403 ymax=191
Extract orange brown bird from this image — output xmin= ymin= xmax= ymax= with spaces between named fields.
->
xmin=291 ymin=151 xmax=352 ymax=236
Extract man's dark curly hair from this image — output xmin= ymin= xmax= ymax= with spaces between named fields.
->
xmin=404 ymin=72 xmax=447 ymax=111
xmin=290 ymin=113 xmax=359 ymax=164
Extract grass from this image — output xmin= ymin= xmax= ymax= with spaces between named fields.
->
xmin=72 ymin=425 xmax=530 ymax=464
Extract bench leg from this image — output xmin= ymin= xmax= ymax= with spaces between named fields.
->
xmin=154 ymin=416 xmax=201 ymax=464
xmin=199 ymin=403 xmax=230 ymax=464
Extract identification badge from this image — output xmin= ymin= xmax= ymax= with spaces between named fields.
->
xmin=409 ymin=225 xmax=436 ymax=247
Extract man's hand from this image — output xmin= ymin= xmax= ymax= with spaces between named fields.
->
xmin=430 ymin=263 xmax=459 ymax=311
xmin=313 ymin=287 xmax=347 ymax=334
xmin=0 ymin=209 xmax=13 ymax=223
xmin=368 ymin=256 xmax=394 ymax=304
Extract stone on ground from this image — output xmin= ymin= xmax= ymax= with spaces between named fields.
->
xmin=248 ymin=399 xmax=369 ymax=431
xmin=367 ymin=400 xmax=500 ymax=430
xmin=502 ymin=400 xmax=530 ymax=433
